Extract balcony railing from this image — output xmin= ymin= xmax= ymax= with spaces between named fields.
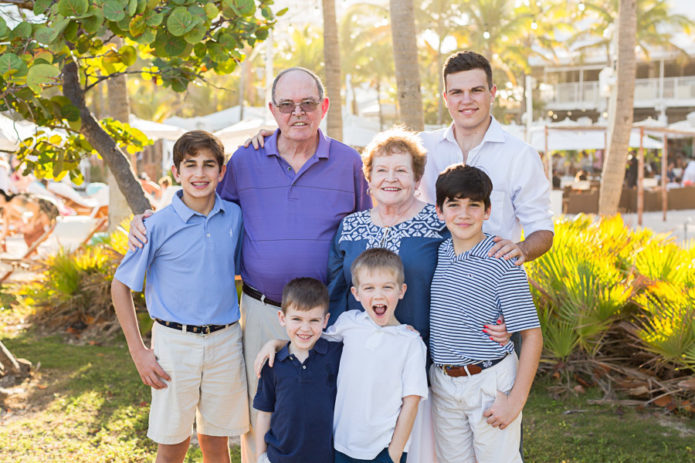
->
xmin=545 ymin=76 xmax=695 ymax=108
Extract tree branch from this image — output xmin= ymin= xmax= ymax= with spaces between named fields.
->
xmin=63 ymin=59 xmax=151 ymax=214
xmin=2 ymin=0 xmax=34 ymax=10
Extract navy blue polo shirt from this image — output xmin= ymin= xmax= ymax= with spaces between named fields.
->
xmin=253 ymin=338 xmax=342 ymax=463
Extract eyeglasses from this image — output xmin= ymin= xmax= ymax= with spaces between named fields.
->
xmin=274 ymin=99 xmax=320 ymax=114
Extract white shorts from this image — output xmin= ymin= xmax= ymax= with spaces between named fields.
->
xmin=429 ymin=354 xmax=522 ymax=463
xmin=148 ymin=321 xmax=249 ymax=445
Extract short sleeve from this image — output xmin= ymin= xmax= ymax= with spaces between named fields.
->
xmin=401 ymin=335 xmax=428 ymax=399
xmin=253 ymin=363 xmax=276 ymax=413
xmin=113 ymin=224 xmax=157 ymax=292
xmin=496 ymin=266 xmax=540 ymax=333
xmin=323 ymin=310 xmax=355 ymax=342
xmin=217 ymin=155 xmax=240 ymax=203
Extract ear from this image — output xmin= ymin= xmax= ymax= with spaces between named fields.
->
xmin=490 ymin=84 xmax=497 ymax=101
xmin=320 ymin=97 xmax=330 ymax=118
xmin=217 ymin=163 xmax=226 ymax=182
xmin=322 ymin=312 xmax=330 ymax=329
xmin=171 ymin=164 xmax=180 ymax=183
xmin=350 ymin=286 xmax=360 ymax=302
xmin=399 ymin=283 xmax=407 ymax=300
xmin=484 ymin=205 xmax=491 ymax=220
xmin=277 ymin=310 xmax=286 ymax=327
xmin=435 ymin=204 xmax=444 ymax=221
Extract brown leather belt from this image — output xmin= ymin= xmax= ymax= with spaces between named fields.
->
xmin=242 ymin=283 xmax=282 ymax=308
xmin=437 ymin=356 xmax=507 ymax=377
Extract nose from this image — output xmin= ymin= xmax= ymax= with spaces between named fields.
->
xmin=291 ymin=103 xmax=305 ymax=115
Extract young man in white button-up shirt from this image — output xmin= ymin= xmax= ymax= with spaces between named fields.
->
xmin=418 ymin=51 xmax=554 ymax=265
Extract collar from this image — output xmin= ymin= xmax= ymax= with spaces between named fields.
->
xmin=171 ymin=190 xmax=225 ymax=222
xmin=446 ymin=233 xmax=496 ymax=260
xmin=264 ymin=128 xmax=331 ymax=160
xmin=442 ymin=116 xmax=507 ymax=147
xmin=276 ymin=337 xmax=329 ymax=362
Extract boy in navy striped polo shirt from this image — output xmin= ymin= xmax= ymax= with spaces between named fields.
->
xmin=429 ymin=164 xmax=543 ymax=463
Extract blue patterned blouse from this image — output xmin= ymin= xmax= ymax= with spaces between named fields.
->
xmin=327 ymin=204 xmax=449 ymax=346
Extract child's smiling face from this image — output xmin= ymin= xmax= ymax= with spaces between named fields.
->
xmin=350 ymin=267 xmax=406 ymax=327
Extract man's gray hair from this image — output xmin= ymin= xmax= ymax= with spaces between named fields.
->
xmin=271 ymin=67 xmax=325 ymax=103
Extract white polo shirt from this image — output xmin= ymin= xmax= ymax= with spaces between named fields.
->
xmin=418 ymin=117 xmax=554 ymax=242
xmin=325 ymin=310 xmax=428 ymax=460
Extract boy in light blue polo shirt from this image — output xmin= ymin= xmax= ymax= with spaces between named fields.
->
xmin=112 ymin=130 xmax=248 ymax=463
xmin=429 ymin=164 xmax=543 ymax=463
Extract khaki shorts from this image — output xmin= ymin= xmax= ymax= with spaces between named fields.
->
xmin=147 ymin=321 xmax=249 ymax=444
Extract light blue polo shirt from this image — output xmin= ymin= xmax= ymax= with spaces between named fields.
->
xmin=114 ymin=191 xmax=243 ymax=325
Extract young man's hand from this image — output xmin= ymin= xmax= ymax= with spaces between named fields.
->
xmin=253 ymin=339 xmax=285 ymax=378
xmin=483 ymin=391 xmax=522 ymax=429
xmin=127 ymin=210 xmax=154 ymax=251
xmin=131 ymin=347 xmax=171 ymax=389
xmin=388 ymin=445 xmax=402 ymax=463
xmin=488 ymin=237 xmax=527 ymax=265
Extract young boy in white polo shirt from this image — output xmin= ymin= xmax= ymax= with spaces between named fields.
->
xmin=429 ymin=164 xmax=543 ymax=463
xmin=112 ymin=130 xmax=248 ymax=463
xmin=256 ymin=249 xmax=427 ymax=463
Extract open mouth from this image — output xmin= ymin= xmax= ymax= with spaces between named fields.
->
xmin=382 ymin=187 xmax=400 ymax=192
xmin=191 ymin=181 xmax=210 ymax=189
xmin=372 ymin=304 xmax=387 ymax=316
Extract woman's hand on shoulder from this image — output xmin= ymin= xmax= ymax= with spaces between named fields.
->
xmin=484 ymin=316 xmax=511 ymax=346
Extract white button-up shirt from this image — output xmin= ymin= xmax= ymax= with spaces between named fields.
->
xmin=418 ymin=117 xmax=554 ymax=242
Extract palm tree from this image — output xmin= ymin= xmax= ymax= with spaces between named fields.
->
xmin=340 ymin=3 xmax=395 ymax=129
xmin=598 ymin=0 xmax=637 ymax=215
xmin=389 ymin=0 xmax=425 ymax=131
xmin=322 ymin=0 xmax=343 ymax=140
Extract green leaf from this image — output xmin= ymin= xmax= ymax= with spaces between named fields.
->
xmin=35 ymin=17 xmax=70 ymax=44
xmin=166 ymin=7 xmax=195 ymax=37
xmin=27 ymin=64 xmax=61 ymax=93
xmin=204 ymin=3 xmax=219 ymax=19
xmin=0 ymin=53 xmax=28 ymax=78
xmin=183 ymin=25 xmax=206 ymax=44
xmin=10 ymin=22 xmax=32 ymax=40
xmin=256 ymin=27 xmax=268 ymax=40
xmin=193 ymin=43 xmax=206 ymax=58
xmin=136 ymin=0 xmax=147 ymax=14
xmin=129 ymin=15 xmax=146 ymax=36
xmin=161 ymin=34 xmax=187 ymax=56
xmin=133 ymin=27 xmax=156 ymax=44
xmin=58 ymin=0 xmax=89 ymax=17
xmin=103 ymin=0 xmax=126 ymax=21
xmin=144 ymin=10 xmax=164 ymax=26
xmin=64 ymin=20 xmax=79 ymax=41
xmin=261 ymin=6 xmax=273 ymax=19
xmin=127 ymin=0 xmax=138 ymax=16
xmin=0 ymin=17 xmax=8 ymax=39
xmin=34 ymin=0 xmax=53 ymax=15
xmin=119 ymin=45 xmax=137 ymax=66
xmin=276 ymin=7 xmax=288 ymax=16
xmin=82 ymin=9 xmax=105 ymax=34
xmin=233 ymin=0 xmax=255 ymax=16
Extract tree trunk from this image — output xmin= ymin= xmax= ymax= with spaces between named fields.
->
xmin=598 ymin=0 xmax=637 ymax=215
xmin=389 ymin=0 xmax=424 ymax=131
xmin=322 ymin=0 xmax=343 ymax=140
xmin=105 ymin=38 xmax=137 ymax=231
xmin=63 ymin=61 xmax=150 ymax=215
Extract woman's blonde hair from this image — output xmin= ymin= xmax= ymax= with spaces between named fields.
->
xmin=361 ymin=127 xmax=427 ymax=182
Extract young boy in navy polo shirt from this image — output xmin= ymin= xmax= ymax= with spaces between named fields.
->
xmin=429 ymin=164 xmax=543 ymax=463
xmin=253 ymin=277 xmax=342 ymax=463
xmin=112 ymin=130 xmax=248 ymax=463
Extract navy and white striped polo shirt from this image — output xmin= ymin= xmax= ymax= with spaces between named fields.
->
xmin=429 ymin=234 xmax=540 ymax=365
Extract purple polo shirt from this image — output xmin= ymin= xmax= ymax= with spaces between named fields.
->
xmin=217 ymin=129 xmax=371 ymax=301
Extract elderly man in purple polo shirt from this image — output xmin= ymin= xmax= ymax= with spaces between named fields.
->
xmin=130 ymin=67 xmax=371 ymax=463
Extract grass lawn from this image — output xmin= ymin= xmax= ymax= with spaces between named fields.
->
xmin=1 ymin=325 xmax=694 ymax=462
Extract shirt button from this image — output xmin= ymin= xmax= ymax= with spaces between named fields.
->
xmin=302 ymin=365 xmax=306 ymax=369
xmin=206 ymin=233 xmax=210 ymax=238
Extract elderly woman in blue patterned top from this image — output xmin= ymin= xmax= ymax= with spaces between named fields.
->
xmin=327 ymin=128 xmax=508 ymax=346
xmin=327 ymin=128 xmax=508 ymax=463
